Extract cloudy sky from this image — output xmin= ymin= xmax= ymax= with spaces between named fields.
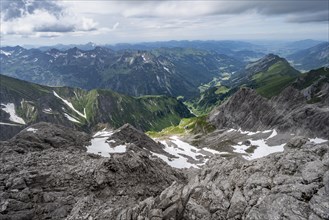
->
xmin=1 ymin=0 xmax=328 ymax=46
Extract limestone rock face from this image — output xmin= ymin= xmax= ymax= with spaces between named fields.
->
xmin=209 ymin=87 xmax=329 ymax=138
xmin=0 ymin=123 xmax=185 ymax=220
xmin=119 ymin=137 xmax=329 ymax=220
xmin=1 ymin=122 xmax=328 ymax=220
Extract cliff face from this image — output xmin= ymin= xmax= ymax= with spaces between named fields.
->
xmin=208 ymin=87 xmax=329 ymax=138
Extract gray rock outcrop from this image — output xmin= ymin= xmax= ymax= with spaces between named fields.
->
xmin=118 ymin=137 xmax=329 ymax=220
xmin=0 ymin=123 xmax=185 ymax=219
xmin=209 ymin=87 xmax=329 ymax=138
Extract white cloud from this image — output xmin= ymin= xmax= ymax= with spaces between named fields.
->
xmin=0 ymin=0 xmax=100 ymax=37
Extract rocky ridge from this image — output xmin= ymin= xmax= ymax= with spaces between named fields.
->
xmin=118 ymin=137 xmax=329 ymax=220
xmin=209 ymin=86 xmax=329 ymax=138
xmin=0 ymin=123 xmax=186 ymax=219
xmin=1 ymin=122 xmax=328 ymax=219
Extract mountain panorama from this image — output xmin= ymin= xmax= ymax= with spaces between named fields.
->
xmin=1 ymin=39 xmax=329 ymax=220
xmin=1 ymin=0 xmax=329 ymax=219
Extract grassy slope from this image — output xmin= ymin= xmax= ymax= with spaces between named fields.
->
xmin=0 ymin=74 xmax=192 ymax=131
xmin=147 ymin=116 xmax=215 ymax=138
xmin=251 ymin=61 xmax=301 ymax=98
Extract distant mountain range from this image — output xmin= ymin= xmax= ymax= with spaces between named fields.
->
xmin=287 ymin=42 xmax=329 ymax=71
xmin=0 ymin=46 xmax=243 ymax=99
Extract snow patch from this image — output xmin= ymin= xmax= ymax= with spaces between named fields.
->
xmin=93 ymin=130 xmax=113 ymax=138
xmin=232 ymin=139 xmax=285 ymax=160
xmin=153 ymin=136 xmax=224 ymax=169
xmin=1 ymin=103 xmax=26 ymax=124
xmin=27 ymin=128 xmax=38 ymax=133
xmin=0 ymin=122 xmax=22 ymax=126
xmin=53 ymin=91 xmax=86 ymax=119
xmin=163 ymin=67 xmax=170 ymax=72
xmin=64 ymin=113 xmax=81 ymax=123
xmin=141 ymin=54 xmax=146 ymax=62
xmin=310 ymin=137 xmax=328 ymax=144
xmin=86 ymin=136 xmax=126 ymax=157
xmin=0 ymin=50 xmax=11 ymax=56
xmin=266 ymin=130 xmax=277 ymax=139
xmin=42 ymin=108 xmax=53 ymax=114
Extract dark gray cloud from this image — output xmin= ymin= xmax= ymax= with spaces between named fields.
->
xmin=254 ymin=0 xmax=328 ymax=15
xmin=34 ymin=24 xmax=76 ymax=33
xmin=287 ymin=11 xmax=329 ymax=23
xmin=1 ymin=0 xmax=63 ymax=21
xmin=119 ymin=0 xmax=328 ymax=23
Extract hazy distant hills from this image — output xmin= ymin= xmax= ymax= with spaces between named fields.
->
xmin=287 ymin=42 xmax=329 ymax=71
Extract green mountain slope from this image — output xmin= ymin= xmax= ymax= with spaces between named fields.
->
xmin=0 ymin=74 xmax=192 ymax=140
xmin=184 ymin=54 xmax=301 ymax=115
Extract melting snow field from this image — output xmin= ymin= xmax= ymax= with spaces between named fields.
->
xmin=229 ymin=129 xmax=285 ymax=160
xmin=85 ymin=128 xmax=328 ymax=169
xmin=154 ymin=136 xmax=225 ymax=169
xmin=232 ymin=139 xmax=285 ymax=160
xmin=1 ymin=103 xmax=26 ymax=124
xmin=86 ymin=136 xmax=126 ymax=157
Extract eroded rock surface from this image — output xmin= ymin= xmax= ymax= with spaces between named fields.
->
xmin=209 ymin=87 xmax=329 ymax=138
xmin=119 ymin=137 xmax=329 ymax=220
xmin=0 ymin=123 xmax=185 ymax=219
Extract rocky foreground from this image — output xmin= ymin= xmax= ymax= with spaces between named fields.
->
xmin=1 ymin=122 xmax=329 ymax=219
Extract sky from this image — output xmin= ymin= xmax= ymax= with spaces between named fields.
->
xmin=1 ymin=0 xmax=328 ymax=46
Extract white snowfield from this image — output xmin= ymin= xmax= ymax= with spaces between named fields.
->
xmin=86 ymin=135 xmax=127 ymax=157
xmin=229 ymin=129 xmax=285 ymax=160
xmin=232 ymin=139 xmax=285 ymax=160
xmin=154 ymin=136 xmax=228 ymax=169
xmin=53 ymin=91 xmax=87 ymax=119
xmin=86 ymin=131 xmax=223 ymax=168
xmin=0 ymin=103 xmax=26 ymax=125
xmin=85 ymin=128 xmax=329 ymax=169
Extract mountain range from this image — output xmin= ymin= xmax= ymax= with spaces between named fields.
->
xmin=0 ymin=74 xmax=192 ymax=140
xmin=0 ymin=46 xmax=243 ymax=99
xmin=1 ymin=40 xmax=329 ymax=219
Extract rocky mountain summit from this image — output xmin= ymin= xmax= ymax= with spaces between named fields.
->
xmin=119 ymin=137 xmax=329 ymax=220
xmin=0 ymin=123 xmax=186 ymax=219
xmin=1 ymin=122 xmax=328 ymax=219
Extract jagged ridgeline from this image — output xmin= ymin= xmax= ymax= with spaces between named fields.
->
xmin=0 ymin=74 xmax=192 ymax=140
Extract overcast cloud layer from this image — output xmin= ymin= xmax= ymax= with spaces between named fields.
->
xmin=1 ymin=0 xmax=328 ymax=45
